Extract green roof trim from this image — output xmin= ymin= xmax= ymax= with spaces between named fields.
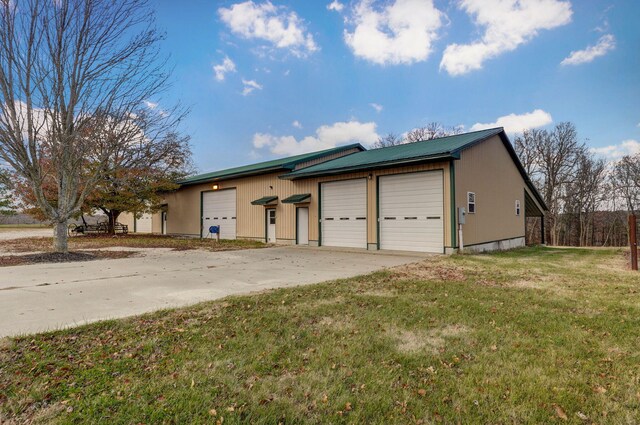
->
xmin=251 ymin=196 xmax=278 ymax=206
xmin=282 ymin=193 xmax=311 ymax=203
xmin=178 ymin=143 xmax=364 ymax=186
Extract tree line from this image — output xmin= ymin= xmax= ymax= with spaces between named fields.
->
xmin=514 ymin=122 xmax=638 ymax=247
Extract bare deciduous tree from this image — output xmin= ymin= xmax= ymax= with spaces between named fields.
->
xmin=371 ymin=133 xmax=404 ymax=149
xmin=515 ymin=122 xmax=587 ymax=245
xmin=372 ymin=122 xmax=462 ymax=149
xmin=611 ymin=154 xmax=640 ymax=216
xmin=565 ymin=152 xmax=607 ymax=246
xmin=0 ymin=0 xmax=174 ymax=252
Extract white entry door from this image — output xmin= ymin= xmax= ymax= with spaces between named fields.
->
xmin=161 ymin=211 xmax=167 ymax=235
xmin=297 ymin=207 xmax=309 ymax=245
xmin=266 ymin=209 xmax=276 ymax=243
xmin=135 ymin=213 xmax=152 ymax=233
xmin=379 ymin=171 xmax=444 ymax=253
xmin=321 ymin=179 xmax=367 ymax=248
xmin=202 ymin=189 xmax=237 ymax=239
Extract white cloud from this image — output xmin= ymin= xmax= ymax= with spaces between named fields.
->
xmin=470 ymin=109 xmax=553 ymax=133
xmin=327 ymin=1 xmax=344 ymax=12
xmin=292 ymin=120 xmax=302 ymax=129
xmin=143 ymin=100 xmax=159 ymax=110
xmin=219 ymin=1 xmax=317 ymax=56
xmin=591 ymin=139 xmax=640 ymax=160
xmin=440 ymin=0 xmax=573 ymax=76
xmin=213 ymin=56 xmax=237 ymax=81
xmin=370 ymin=102 xmax=383 ymax=113
xmin=344 ymin=0 xmax=444 ymax=65
xmin=561 ymin=34 xmax=616 ymax=66
xmin=253 ymin=120 xmax=379 ymax=155
xmin=242 ymin=79 xmax=263 ymax=96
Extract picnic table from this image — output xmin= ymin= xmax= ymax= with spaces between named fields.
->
xmin=68 ymin=221 xmax=128 ymax=236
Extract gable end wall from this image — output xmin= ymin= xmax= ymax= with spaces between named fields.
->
xmin=455 ymin=135 xmax=526 ymax=247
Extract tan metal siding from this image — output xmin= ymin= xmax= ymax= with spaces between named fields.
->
xmin=165 ymin=161 xmax=452 ymax=247
xmin=455 ymin=135 xmax=525 ymax=246
xmin=119 ymin=212 xmax=135 ymax=230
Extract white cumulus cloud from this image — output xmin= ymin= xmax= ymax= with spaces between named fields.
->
xmin=591 ymin=139 xmax=640 ymax=160
xmin=470 ymin=109 xmax=553 ymax=134
xmin=253 ymin=120 xmax=379 ymax=155
xmin=327 ymin=1 xmax=344 ymax=12
xmin=344 ymin=0 xmax=444 ymax=65
xmin=219 ymin=1 xmax=317 ymax=57
xmin=441 ymin=0 xmax=573 ymax=76
xmin=370 ymin=103 xmax=383 ymax=113
xmin=242 ymin=79 xmax=263 ymax=96
xmin=561 ymin=34 xmax=616 ymax=66
xmin=213 ymin=56 xmax=236 ymax=81
xmin=292 ymin=120 xmax=302 ymax=128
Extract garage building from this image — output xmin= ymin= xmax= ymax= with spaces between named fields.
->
xmin=144 ymin=127 xmax=547 ymax=253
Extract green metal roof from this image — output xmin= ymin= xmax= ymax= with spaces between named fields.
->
xmin=251 ymin=196 xmax=278 ymax=205
xmin=282 ymin=193 xmax=311 ymax=203
xmin=282 ymin=128 xmax=503 ymax=180
xmin=178 ymin=143 xmax=364 ymax=186
xmin=281 ymin=127 xmax=547 ymax=211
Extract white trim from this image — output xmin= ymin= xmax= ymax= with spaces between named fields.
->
xmin=467 ymin=192 xmax=476 ymax=214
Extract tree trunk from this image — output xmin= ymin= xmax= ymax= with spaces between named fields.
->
xmin=106 ymin=210 xmax=121 ymax=235
xmin=54 ymin=220 xmax=68 ymax=253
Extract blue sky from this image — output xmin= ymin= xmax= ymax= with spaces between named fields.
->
xmin=153 ymin=0 xmax=640 ymax=173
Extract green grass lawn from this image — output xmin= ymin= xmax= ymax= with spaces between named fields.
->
xmin=1 ymin=247 xmax=639 ymax=424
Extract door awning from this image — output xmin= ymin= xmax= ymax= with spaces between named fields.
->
xmin=282 ymin=193 xmax=311 ymax=204
xmin=251 ymin=196 xmax=278 ymax=206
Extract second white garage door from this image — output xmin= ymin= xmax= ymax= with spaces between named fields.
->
xmin=202 ymin=189 xmax=236 ymax=240
xmin=135 ymin=213 xmax=152 ymax=233
xmin=379 ymin=171 xmax=444 ymax=253
xmin=321 ymin=179 xmax=367 ymax=248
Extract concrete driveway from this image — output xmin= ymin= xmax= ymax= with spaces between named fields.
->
xmin=0 ymin=246 xmax=425 ymax=337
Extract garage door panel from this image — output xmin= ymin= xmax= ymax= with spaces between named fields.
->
xmin=202 ymin=189 xmax=236 ymax=240
xmin=321 ymin=179 xmax=367 ymax=248
xmin=379 ymin=171 xmax=444 ymax=253
xmin=135 ymin=213 xmax=152 ymax=233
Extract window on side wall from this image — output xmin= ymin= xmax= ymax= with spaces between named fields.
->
xmin=467 ymin=192 xmax=476 ymax=214
xmin=515 ymin=200 xmax=521 ymax=216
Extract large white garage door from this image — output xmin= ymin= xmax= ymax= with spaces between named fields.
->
xmin=202 ymin=189 xmax=236 ymax=240
xmin=135 ymin=213 xmax=152 ymax=233
xmin=321 ymin=179 xmax=367 ymax=248
xmin=379 ymin=171 xmax=444 ymax=253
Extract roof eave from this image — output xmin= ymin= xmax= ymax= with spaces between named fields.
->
xmin=280 ymin=154 xmax=457 ymax=180
xmin=178 ymin=166 xmax=285 ymax=186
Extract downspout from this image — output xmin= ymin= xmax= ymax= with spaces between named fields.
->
xmin=449 ymin=160 xmax=457 ymax=252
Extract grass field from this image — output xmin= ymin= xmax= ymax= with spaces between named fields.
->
xmin=1 ymin=247 xmax=639 ymax=424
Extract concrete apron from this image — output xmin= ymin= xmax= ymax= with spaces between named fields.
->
xmin=0 ymin=246 xmax=426 ymax=338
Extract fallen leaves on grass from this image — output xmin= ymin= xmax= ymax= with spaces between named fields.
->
xmin=0 ymin=250 xmax=136 ymax=267
xmin=553 ymin=403 xmax=568 ymax=420
xmin=389 ymin=260 xmax=465 ymax=282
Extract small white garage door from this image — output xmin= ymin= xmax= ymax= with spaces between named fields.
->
xmin=321 ymin=179 xmax=367 ymax=248
xmin=202 ymin=189 xmax=236 ymax=240
xmin=379 ymin=171 xmax=444 ymax=253
xmin=135 ymin=213 xmax=152 ymax=233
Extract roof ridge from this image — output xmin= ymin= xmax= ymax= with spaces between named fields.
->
xmin=179 ymin=143 xmax=364 ymax=185
xmin=373 ymin=127 xmax=503 ymax=152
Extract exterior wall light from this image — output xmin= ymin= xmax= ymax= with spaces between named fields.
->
xmin=212 ymin=184 xmax=220 ymax=190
